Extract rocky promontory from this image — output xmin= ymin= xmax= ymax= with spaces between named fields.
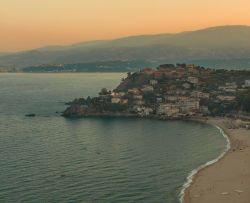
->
xmin=63 ymin=63 xmax=250 ymax=119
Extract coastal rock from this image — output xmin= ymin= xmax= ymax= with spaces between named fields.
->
xmin=62 ymin=104 xmax=88 ymax=117
xmin=25 ymin=114 xmax=36 ymax=117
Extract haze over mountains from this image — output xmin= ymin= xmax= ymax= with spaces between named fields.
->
xmin=1 ymin=25 xmax=250 ymax=71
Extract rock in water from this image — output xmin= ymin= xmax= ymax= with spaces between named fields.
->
xmin=25 ymin=114 xmax=36 ymax=117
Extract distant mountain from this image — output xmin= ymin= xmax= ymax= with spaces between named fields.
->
xmin=1 ymin=25 xmax=250 ymax=71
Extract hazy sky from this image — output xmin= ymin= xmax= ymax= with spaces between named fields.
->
xmin=1 ymin=0 xmax=250 ymax=52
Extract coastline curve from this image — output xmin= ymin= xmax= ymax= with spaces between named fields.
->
xmin=179 ymin=122 xmax=231 ymax=203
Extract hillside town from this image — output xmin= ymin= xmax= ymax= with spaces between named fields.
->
xmin=63 ymin=64 xmax=250 ymax=121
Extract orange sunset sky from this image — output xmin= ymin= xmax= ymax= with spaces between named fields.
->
xmin=1 ymin=0 xmax=250 ymax=52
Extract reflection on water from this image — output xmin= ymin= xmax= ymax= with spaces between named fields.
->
xmin=0 ymin=73 xmax=226 ymax=202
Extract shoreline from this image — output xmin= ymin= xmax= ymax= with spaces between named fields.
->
xmin=62 ymin=113 xmax=249 ymax=202
xmin=180 ymin=118 xmax=232 ymax=203
xmin=183 ymin=117 xmax=250 ymax=203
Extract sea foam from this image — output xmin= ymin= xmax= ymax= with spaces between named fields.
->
xmin=179 ymin=125 xmax=231 ymax=203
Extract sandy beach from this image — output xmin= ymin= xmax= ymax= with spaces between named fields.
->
xmin=184 ymin=117 xmax=250 ymax=203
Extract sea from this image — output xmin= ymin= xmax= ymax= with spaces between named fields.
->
xmin=0 ymin=73 xmax=227 ymax=203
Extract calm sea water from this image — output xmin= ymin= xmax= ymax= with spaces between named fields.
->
xmin=0 ymin=73 xmax=226 ymax=203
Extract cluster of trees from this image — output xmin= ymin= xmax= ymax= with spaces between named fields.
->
xmin=23 ymin=60 xmax=151 ymax=72
xmin=200 ymin=88 xmax=250 ymax=115
xmin=237 ymin=89 xmax=250 ymax=112
xmin=207 ymin=101 xmax=238 ymax=116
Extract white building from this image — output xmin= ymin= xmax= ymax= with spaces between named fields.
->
xmin=111 ymin=98 xmax=121 ymax=104
xmin=111 ymin=92 xmax=126 ymax=98
xmin=219 ymin=82 xmax=237 ymax=93
xmin=165 ymin=95 xmax=178 ymax=102
xmin=157 ymin=104 xmax=180 ymax=116
xmin=245 ymin=80 xmax=250 ymax=87
xmin=128 ymin=88 xmax=140 ymax=95
xmin=217 ymin=95 xmax=236 ymax=101
xmin=182 ymin=83 xmax=191 ymax=89
xmin=178 ymin=100 xmax=200 ymax=112
xmin=191 ymin=91 xmax=210 ymax=99
xmin=141 ymin=85 xmax=154 ymax=92
xmin=165 ymin=95 xmax=189 ymax=102
xmin=141 ymin=107 xmax=154 ymax=116
xmin=187 ymin=76 xmax=199 ymax=84
xmin=225 ymin=82 xmax=237 ymax=88
xmin=149 ymin=80 xmax=158 ymax=86
xmin=120 ymin=99 xmax=128 ymax=105
xmin=133 ymin=95 xmax=143 ymax=100
xmin=156 ymin=97 xmax=163 ymax=103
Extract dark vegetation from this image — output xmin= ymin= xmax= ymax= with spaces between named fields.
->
xmin=23 ymin=60 xmax=152 ymax=72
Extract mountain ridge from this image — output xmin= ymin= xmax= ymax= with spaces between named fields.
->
xmin=1 ymin=25 xmax=250 ymax=70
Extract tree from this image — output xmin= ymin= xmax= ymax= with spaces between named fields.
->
xmin=236 ymin=89 xmax=250 ymax=112
xmin=127 ymin=72 xmax=132 ymax=77
xmin=99 ymin=88 xmax=109 ymax=96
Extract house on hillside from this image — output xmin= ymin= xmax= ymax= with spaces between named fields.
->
xmin=178 ymin=99 xmax=200 ymax=113
xmin=143 ymin=68 xmax=155 ymax=75
xmin=191 ymin=91 xmax=210 ymax=99
xmin=187 ymin=76 xmax=199 ymax=84
xmin=149 ymin=79 xmax=158 ymax=86
xmin=183 ymin=82 xmax=191 ymax=89
xmin=111 ymin=98 xmax=121 ymax=104
xmin=120 ymin=99 xmax=129 ymax=105
xmin=217 ymin=95 xmax=236 ymax=101
xmin=141 ymin=85 xmax=154 ymax=92
xmin=245 ymin=80 xmax=250 ymax=87
xmin=128 ymin=88 xmax=141 ymax=95
xmin=157 ymin=104 xmax=180 ymax=116
xmin=218 ymin=82 xmax=237 ymax=93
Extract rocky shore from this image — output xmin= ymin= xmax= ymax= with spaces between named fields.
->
xmin=62 ymin=103 xmax=190 ymax=120
xmin=62 ymin=104 xmax=137 ymax=118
